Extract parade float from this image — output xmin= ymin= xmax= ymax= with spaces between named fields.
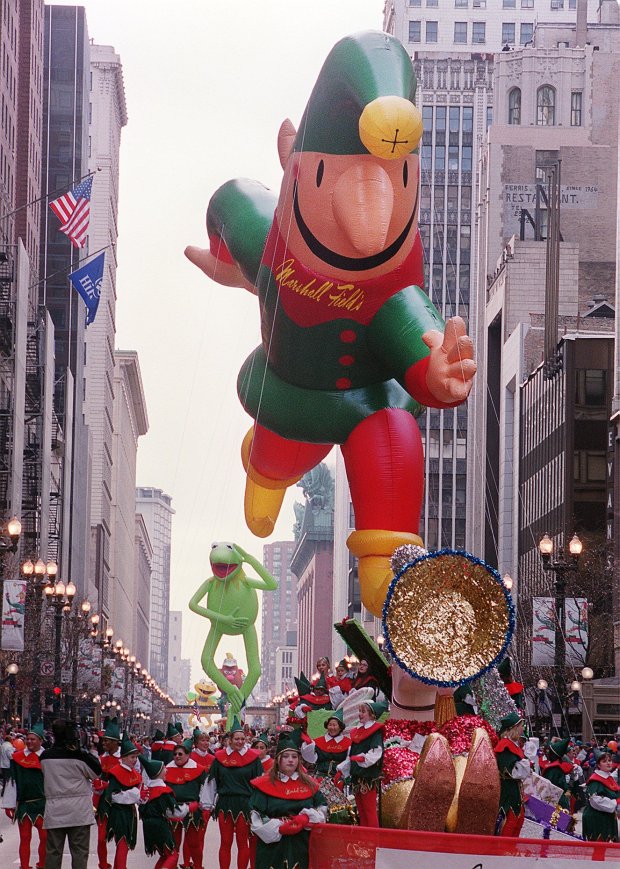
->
xmin=186 ymin=30 xmax=620 ymax=864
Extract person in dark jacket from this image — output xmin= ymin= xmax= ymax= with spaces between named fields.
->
xmin=40 ymin=719 xmax=101 ymax=869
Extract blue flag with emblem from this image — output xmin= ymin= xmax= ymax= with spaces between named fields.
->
xmin=68 ymin=252 xmax=105 ymax=325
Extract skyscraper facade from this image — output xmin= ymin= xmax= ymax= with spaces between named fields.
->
xmin=259 ymin=540 xmax=296 ymax=699
xmin=135 ymin=486 xmax=174 ymax=688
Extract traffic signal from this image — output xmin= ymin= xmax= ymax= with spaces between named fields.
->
xmin=52 ymin=686 xmax=62 ymax=697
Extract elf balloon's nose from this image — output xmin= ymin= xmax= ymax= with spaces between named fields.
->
xmin=359 ymin=96 xmax=423 ymax=159
xmin=332 ymin=162 xmax=394 ymax=256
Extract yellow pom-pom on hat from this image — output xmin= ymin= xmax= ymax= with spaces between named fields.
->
xmin=359 ymin=96 xmax=423 ymax=160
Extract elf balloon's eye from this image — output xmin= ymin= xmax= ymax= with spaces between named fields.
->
xmin=403 ymin=160 xmax=409 ymax=188
xmin=316 ymin=160 xmax=324 ymax=187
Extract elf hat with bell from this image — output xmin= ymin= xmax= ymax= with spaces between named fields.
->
xmin=548 ymin=738 xmax=570 ymax=759
xmin=229 ymin=716 xmax=244 ymax=736
xmin=293 ymin=31 xmax=422 ymax=159
xmin=275 ymin=728 xmax=303 ymax=756
xmin=120 ymin=732 xmax=138 ymax=757
xmin=103 ymin=717 xmax=121 ymax=742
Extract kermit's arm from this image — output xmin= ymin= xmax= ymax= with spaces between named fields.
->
xmin=188 ymin=578 xmax=221 ymax=621
xmin=234 ymin=545 xmax=278 ymax=591
xmin=185 ymin=179 xmax=276 ymax=291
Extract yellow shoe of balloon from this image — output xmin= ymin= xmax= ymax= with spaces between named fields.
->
xmin=241 ymin=427 xmax=301 ymax=537
xmin=347 ymin=529 xmax=424 ymax=617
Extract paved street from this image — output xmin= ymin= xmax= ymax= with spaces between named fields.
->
xmin=0 ymin=816 xmax=234 ymax=868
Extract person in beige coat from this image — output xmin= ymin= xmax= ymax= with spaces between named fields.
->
xmin=40 ymin=720 xmax=101 ymax=869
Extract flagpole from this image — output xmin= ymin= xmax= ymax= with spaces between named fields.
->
xmin=0 ymin=168 xmax=101 ymax=224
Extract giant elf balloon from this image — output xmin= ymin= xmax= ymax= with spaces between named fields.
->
xmin=186 ymin=32 xmax=476 ymax=617
xmin=188 ymin=543 xmax=277 ymax=726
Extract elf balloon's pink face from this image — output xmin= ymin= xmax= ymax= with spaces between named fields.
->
xmin=276 ymin=148 xmax=420 ymax=282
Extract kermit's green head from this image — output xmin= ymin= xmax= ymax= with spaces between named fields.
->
xmin=210 ymin=542 xmax=243 ymax=580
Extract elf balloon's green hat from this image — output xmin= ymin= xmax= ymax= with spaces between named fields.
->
xmin=139 ymin=755 xmax=165 ymax=781
xmin=229 ymin=717 xmax=244 ymax=735
xmin=548 ymin=738 xmax=570 ymax=759
xmin=275 ymin=728 xmax=303 ymax=756
xmin=104 ymin=717 xmax=121 ymax=742
xmin=324 ymin=709 xmax=345 ymax=732
xmin=294 ymin=31 xmax=422 ymax=159
xmin=165 ymin=722 xmax=177 ymax=739
xmin=120 ymin=732 xmax=138 ymax=757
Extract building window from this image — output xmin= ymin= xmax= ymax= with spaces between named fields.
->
xmin=426 ymin=0 xmax=439 ymax=6
xmin=571 ymin=91 xmax=582 ymax=126
xmin=409 ymin=20 xmax=421 ymax=41
xmin=568 ymin=0 xmax=576 ymax=6
xmin=537 ymin=85 xmax=556 ymax=125
xmin=426 ymin=21 xmax=438 ymax=41
xmin=550 ymin=0 xmax=564 ymax=7
xmin=454 ymin=21 xmax=467 ymax=42
xmin=455 ymin=0 xmax=468 ymax=6
xmin=502 ymin=22 xmax=516 ymax=44
xmin=409 ymin=0 xmax=422 ymax=4
xmin=473 ymin=0 xmax=486 ymax=6
xmin=520 ymin=22 xmax=534 ymax=43
xmin=503 ymin=0 xmax=516 ymax=6
xmin=472 ymin=21 xmax=486 ymax=43
xmin=508 ymin=87 xmax=521 ymax=124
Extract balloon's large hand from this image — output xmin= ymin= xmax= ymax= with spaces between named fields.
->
xmin=421 ymin=316 xmax=476 ymax=404
xmin=219 ymin=608 xmax=250 ymax=631
xmin=184 ymin=245 xmax=256 ymax=294
xmin=227 ymin=684 xmax=245 ymax=713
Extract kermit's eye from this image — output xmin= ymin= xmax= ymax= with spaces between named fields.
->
xmin=316 ymin=160 xmax=324 ymax=187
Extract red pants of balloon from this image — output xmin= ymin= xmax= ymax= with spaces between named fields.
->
xmin=249 ymin=409 xmax=424 ymax=532
xmin=354 ymin=785 xmax=380 ymax=828
xmin=18 ymin=814 xmax=47 ymax=869
xmin=172 ymin=822 xmax=203 ymax=869
xmin=218 ymin=813 xmax=251 ymax=869
xmin=97 ymin=817 xmax=109 ymax=869
xmin=498 ymin=806 xmax=525 ymax=837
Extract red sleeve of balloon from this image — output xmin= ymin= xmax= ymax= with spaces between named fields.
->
xmin=405 ymin=356 xmax=462 ymax=410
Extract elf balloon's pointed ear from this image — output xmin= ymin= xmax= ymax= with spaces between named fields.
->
xmin=278 ymin=118 xmax=297 ymax=169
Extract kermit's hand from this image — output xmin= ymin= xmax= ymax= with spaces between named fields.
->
xmin=233 ymin=544 xmax=250 ymax=562
xmin=422 ymin=316 xmax=476 ymax=404
xmin=220 ymin=608 xmax=250 ymax=631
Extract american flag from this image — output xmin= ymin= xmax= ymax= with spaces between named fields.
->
xmin=49 ymin=175 xmax=93 ymax=248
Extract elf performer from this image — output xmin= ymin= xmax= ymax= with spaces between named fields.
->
xmin=337 ymin=700 xmax=387 ymax=828
xmin=582 ymin=750 xmax=620 ymax=842
xmin=100 ymin=733 xmax=142 ymax=869
xmin=164 ymin=740 xmax=209 ymax=869
xmin=186 ymin=728 xmax=214 ymax=866
xmin=204 ymin=717 xmax=263 ymax=869
xmin=493 ymin=712 xmax=532 ymax=837
xmin=541 ymin=738 xmax=572 ymax=811
xmin=138 ymin=756 xmax=179 ymax=869
xmin=301 ymin=710 xmax=351 ymax=781
xmin=249 ymin=732 xmax=327 ymax=869
xmin=3 ymin=722 xmax=47 ymax=869
xmin=150 ymin=730 xmax=166 ymax=764
xmin=253 ymin=734 xmax=274 ymax=774
xmin=94 ymin=716 xmax=122 ymax=869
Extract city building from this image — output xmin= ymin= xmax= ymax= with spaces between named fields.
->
xmin=134 ymin=513 xmax=152 ymax=668
xmin=84 ymin=41 xmax=128 ymax=610
xmin=168 ymin=610 xmax=191 ymax=704
xmin=109 ymin=351 xmax=148 ymax=653
xmin=135 ymin=486 xmax=175 ymax=688
xmin=259 ymin=540 xmax=296 ymax=699
xmin=40 ymin=4 xmax=91 ymax=583
xmin=273 ymin=642 xmax=298 ymax=698
xmin=291 ymin=465 xmax=334 ymax=677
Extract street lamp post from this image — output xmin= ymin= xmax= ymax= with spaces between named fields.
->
xmin=538 ymin=532 xmax=583 ymax=735
xmin=21 ymin=558 xmax=57 ymax=723
xmin=45 ymin=580 xmax=76 ymax=713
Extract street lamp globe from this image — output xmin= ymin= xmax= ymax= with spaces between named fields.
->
xmin=65 ymin=581 xmax=76 ymax=599
xmin=581 ymin=666 xmax=594 ymax=680
xmin=46 ymin=561 xmax=58 ymax=578
xmin=7 ymin=517 xmax=21 ymax=538
xmin=502 ymin=574 xmax=513 ymax=590
xmin=569 ymin=534 xmax=583 ymax=558
xmin=21 ymin=560 xmax=34 ymax=576
xmin=81 ymin=600 xmax=91 ymax=614
xmin=570 ymin=680 xmax=581 ymax=692
xmin=6 ymin=663 xmax=19 ymax=675
xmin=34 ymin=559 xmax=46 ymax=576
xmin=537 ymin=679 xmax=548 ymax=690
xmin=538 ymin=534 xmax=553 ymax=557
xmin=55 ymin=581 xmax=65 ymax=597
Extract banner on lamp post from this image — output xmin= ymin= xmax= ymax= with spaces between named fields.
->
xmin=531 ymin=597 xmax=589 ymax=666
xmin=1 ymin=579 xmax=27 ymax=651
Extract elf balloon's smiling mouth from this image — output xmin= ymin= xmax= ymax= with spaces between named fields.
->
xmin=211 ymin=562 xmax=238 ymax=579
xmin=293 ymin=179 xmax=418 ymax=272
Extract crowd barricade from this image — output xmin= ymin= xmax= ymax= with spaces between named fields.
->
xmin=309 ymin=824 xmax=620 ymax=867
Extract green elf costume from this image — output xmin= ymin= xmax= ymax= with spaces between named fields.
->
xmin=493 ymin=712 xmax=531 ymax=837
xmin=337 ymin=700 xmax=387 ymax=827
xmin=541 ymin=738 xmax=572 ymax=810
xmin=582 ymin=751 xmax=620 ymax=842
xmin=138 ymin=756 xmax=179 ymax=869
xmin=150 ymin=729 xmax=166 ymax=764
xmin=101 ymin=733 xmax=142 ymax=869
xmin=249 ymin=731 xmax=327 ymax=869
xmin=165 ymin=738 xmax=209 ymax=869
xmin=95 ymin=716 xmax=122 ymax=869
xmin=187 ymin=31 xmax=476 ymax=621
xmin=158 ymin=723 xmax=179 ymax=766
xmin=291 ymin=673 xmax=332 ymax=721
xmin=204 ymin=717 xmax=262 ymax=869
xmin=3 ymin=722 xmax=47 ymax=869
xmin=301 ymin=709 xmax=352 ymax=778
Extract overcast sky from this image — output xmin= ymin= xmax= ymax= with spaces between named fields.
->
xmin=47 ymin=0 xmax=383 ymax=690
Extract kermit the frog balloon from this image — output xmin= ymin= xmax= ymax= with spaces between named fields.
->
xmin=188 ymin=543 xmax=277 ymax=726
xmin=186 ymin=32 xmax=476 ymax=617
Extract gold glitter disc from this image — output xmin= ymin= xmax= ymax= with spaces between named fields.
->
xmin=384 ymin=552 xmax=513 ymax=685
